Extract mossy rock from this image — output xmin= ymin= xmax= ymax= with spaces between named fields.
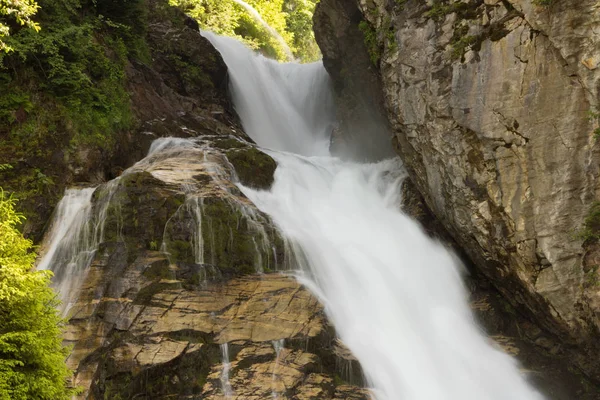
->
xmin=226 ymin=147 xmax=277 ymax=190
xmin=96 ymin=171 xmax=185 ymax=250
xmin=213 ymin=137 xmax=248 ymax=150
xmin=201 ymin=197 xmax=263 ymax=276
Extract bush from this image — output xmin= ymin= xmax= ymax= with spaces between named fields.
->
xmin=0 ymin=190 xmax=75 ymax=399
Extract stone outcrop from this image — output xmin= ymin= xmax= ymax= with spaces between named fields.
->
xmin=315 ymin=0 xmax=600 ymax=383
xmin=313 ymin=0 xmax=395 ymax=161
xmin=66 ymin=270 xmax=366 ymax=399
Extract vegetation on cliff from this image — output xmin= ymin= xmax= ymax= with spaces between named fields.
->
xmin=0 ymin=191 xmax=74 ymax=399
xmin=170 ymin=0 xmax=321 ymax=62
xmin=0 ymin=0 xmax=148 ymax=225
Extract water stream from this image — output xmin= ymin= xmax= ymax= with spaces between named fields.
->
xmin=220 ymin=343 xmax=234 ymax=398
xmin=205 ymin=33 xmax=544 ymax=400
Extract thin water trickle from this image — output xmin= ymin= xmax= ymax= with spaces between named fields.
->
xmin=220 ymin=343 xmax=234 ymax=398
xmin=271 ymin=339 xmax=285 ymax=399
xmin=206 ymin=32 xmax=545 ymax=400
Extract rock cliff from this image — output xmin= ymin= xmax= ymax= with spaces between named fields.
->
xmin=315 ymin=0 xmax=600 ymax=382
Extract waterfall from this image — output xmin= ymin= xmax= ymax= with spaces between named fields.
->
xmin=202 ymin=32 xmax=335 ymax=157
xmin=220 ymin=343 xmax=234 ymax=398
xmin=205 ymin=33 xmax=544 ymax=400
xmin=37 ymin=188 xmax=96 ymax=314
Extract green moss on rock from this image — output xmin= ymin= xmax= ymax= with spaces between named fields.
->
xmin=226 ymin=147 xmax=277 ymax=190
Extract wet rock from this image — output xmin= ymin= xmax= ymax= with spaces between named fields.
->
xmin=226 ymin=147 xmax=277 ymax=190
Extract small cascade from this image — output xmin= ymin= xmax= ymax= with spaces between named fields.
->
xmin=39 ymin=135 xmax=282 ymax=310
xmin=187 ymin=195 xmax=205 ymax=265
xmin=37 ymin=181 xmax=123 ymax=315
xmin=37 ymin=188 xmax=95 ymax=314
xmin=220 ymin=343 xmax=234 ymax=398
xmin=271 ymin=339 xmax=285 ymax=399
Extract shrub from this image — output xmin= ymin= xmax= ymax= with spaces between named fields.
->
xmin=0 ymin=190 xmax=75 ymax=399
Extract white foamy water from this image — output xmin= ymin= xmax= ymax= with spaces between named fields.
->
xmin=37 ymin=188 xmax=96 ymax=313
xmin=203 ymin=32 xmax=335 ymax=157
xmin=220 ymin=343 xmax=234 ymax=398
xmin=206 ymin=32 xmax=544 ymax=400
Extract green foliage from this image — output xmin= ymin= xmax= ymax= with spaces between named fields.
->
xmin=0 ymin=190 xmax=75 ymax=399
xmin=425 ymin=1 xmax=471 ymax=22
xmin=169 ymin=0 xmax=320 ymax=62
xmin=588 ymin=110 xmax=600 ymax=139
xmin=0 ymin=0 xmax=40 ymax=52
xmin=0 ymin=0 xmax=145 ymax=209
xmin=576 ymin=202 xmax=600 ymax=243
xmin=2 ymin=0 xmax=136 ymax=146
xmin=358 ymin=20 xmax=380 ymax=65
xmin=283 ymin=0 xmax=321 ymax=62
xmin=451 ymin=34 xmax=478 ymax=60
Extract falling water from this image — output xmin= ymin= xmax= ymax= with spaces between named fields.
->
xmin=203 ymin=32 xmax=335 ymax=157
xmin=271 ymin=339 xmax=285 ymax=399
xmin=37 ymin=188 xmax=95 ymax=313
xmin=220 ymin=343 xmax=234 ymax=398
xmin=206 ymin=33 xmax=544 ymax=400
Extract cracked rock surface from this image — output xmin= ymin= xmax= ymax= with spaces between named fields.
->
xmin=315 ymin=0 xmax=600 ymax=383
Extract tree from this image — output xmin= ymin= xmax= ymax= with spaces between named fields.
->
xmin=0 ymin=190 xmax=74 ymax=400
xmin=169 ymin=0 xmax=321 ymax=62
xmin=0 ymin=0 xmax=40 ymax=52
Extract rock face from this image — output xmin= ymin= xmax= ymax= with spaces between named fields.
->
xmin=313 ymin=0 xmax=395 ymax=161
xmin=67 ymin=270 xmax=366 ymax=399
xmin=315 ymin=0 xmax=600 ymax=382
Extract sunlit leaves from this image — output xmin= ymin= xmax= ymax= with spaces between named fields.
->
xmin=0 ymin=190 xmax=75 ymax=399
xmin=169 ymin=0 xmax=320 ymax=62
xmin=0 ymin=0 xmax=41 ymax=52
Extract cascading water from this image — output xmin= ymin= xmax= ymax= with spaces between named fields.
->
xmin=205 ymin=32 xmax=544 ymax=400
xmin=37 ymin=188 xmax=96 ymax=314
xmin=220 ymin=343 xmax=234 ymax=398
xmin=39 ymin=135 xmax=278 ymax=313
xmin=203 ymin=32 xmax=335 ymax=157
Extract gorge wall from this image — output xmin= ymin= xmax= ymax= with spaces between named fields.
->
xmin=314 ymin=0 xmax=600 ymax=381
